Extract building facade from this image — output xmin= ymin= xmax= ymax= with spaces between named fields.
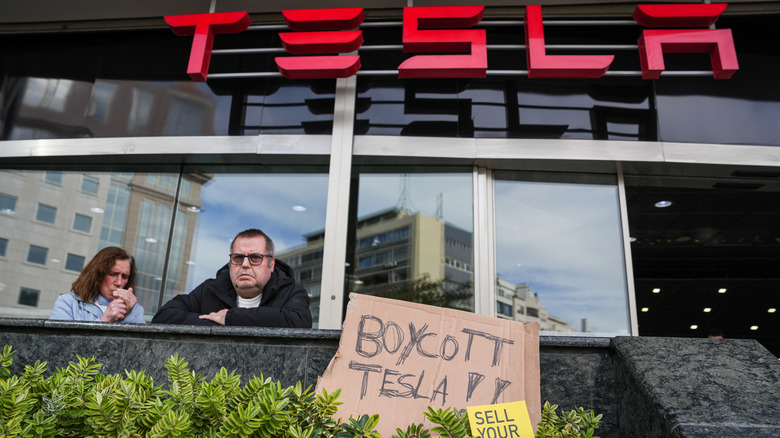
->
xmin=0 ymin=1 xmax=778 ymax=355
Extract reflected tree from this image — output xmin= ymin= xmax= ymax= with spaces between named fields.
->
xmin=372 ymin=274 xmax=473 ymax=311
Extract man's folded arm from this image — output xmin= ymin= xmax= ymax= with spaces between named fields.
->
xmin=152 ymin=294 xmax=218 ymax=325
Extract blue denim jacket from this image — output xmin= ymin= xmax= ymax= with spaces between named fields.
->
xmin=49 ymin=291 xmax=146 ymax=323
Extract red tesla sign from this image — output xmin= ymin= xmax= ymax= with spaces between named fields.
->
xmin=166 ymin=4 xmax=738 ymax=81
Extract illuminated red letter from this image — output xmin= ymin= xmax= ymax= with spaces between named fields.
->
xmin=275 ymin=8 xmax=364 ymax=79
xmin=398 ymin=6 xmax=487 ymax=79
xmin=525 ymin=5 xmax=614 ymax=78
xmin=165 ymin=12 xmax=251 ymax=82
xmin=634 ymin=4 xmax=738 ymax=79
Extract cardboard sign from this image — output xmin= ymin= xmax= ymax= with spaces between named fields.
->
xmin=467 ymin=401 xmax=535 ymax=438
xmin=316 ymin=293 xmax=540 ymax=437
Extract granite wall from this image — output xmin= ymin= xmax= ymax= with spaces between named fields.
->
xmin=1 ymin=318 xmax=778 ymax=437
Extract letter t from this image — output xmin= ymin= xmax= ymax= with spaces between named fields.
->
xmin=165 ymin=11 xmax=251 ymax=81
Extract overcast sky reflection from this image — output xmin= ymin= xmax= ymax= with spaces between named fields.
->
xmin=495 ymin=180 xmax=629 ymax=334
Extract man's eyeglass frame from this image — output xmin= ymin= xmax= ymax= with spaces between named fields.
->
xmin=229 ymin=253 xmax=273 ymax=266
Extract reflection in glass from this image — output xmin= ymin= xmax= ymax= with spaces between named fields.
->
xmin=346 ymin=172 xmax=474 ymax=312
xmin=355 ymin=77 xmax=655 ymax=140
xmin=174 ymin=172 xmax=329 ymax=326
xmin=2 ymin=77 xmax=93 ymax=140
xmin=0 ymin=170 xmax=177 ymax=319
xmin=494 ymin=175 xmax=629 ymax=335
xmin=86 ymin=80 xmax=224 ymax=138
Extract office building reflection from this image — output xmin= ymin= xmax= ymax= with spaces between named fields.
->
xmin=279 ymin=207 xmax=570 ymax=331
xmin=0 ymin=170 xmax=209 ymax=318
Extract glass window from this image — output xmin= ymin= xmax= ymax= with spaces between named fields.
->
xmin=81 ymin=175 xmax=99 ymax=195
xmin=45 ymin=171 xmax=63 ymax=185
xmin=0 ymin=170 xmax=177 ymax=320
xmin=355 ymin=76 xmax=654 ymax=140
xmin=128 ymin=87 xmax=154 ymax=134
xmin=347 ymin=171 xmax=474 ymax=313
xmin=73 ymin=213 xmax=92 ymax=233
xmin=87 ymin=81 xmax=119 ymax=122
xmin=27 ymin=245 xmax=48 ymax=265
xmin=173 ymin=169 xmax=329 ymax=325
xmin=100 ymin=180 xmax=131 ymax=247
xmin=0 ymin=237 xmax=7 ymax=256
xmin=494 ymin=172 xmax=629 ymax=336
xmin=36 ymin=204 xmax=57 ymax=224
xmin=65 ymin=253 xmax=86 ymax=272
xmin=625 ymin=173 xmax=780 ymax=356
xmin=0 ymin=194 xmax=16 ymax=215
xmin=18 ymin=287 xmax=40 ymax=307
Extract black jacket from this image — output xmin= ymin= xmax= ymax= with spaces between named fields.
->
xmin=152 ymin=259 xmax=312 ymax=328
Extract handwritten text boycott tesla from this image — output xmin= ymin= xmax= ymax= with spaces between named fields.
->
xmin=348 ymin=314 xmax=516 ymax=405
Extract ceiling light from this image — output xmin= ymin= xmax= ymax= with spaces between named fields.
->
xmin=652 ymin=288 xmax=661 ymax=293
xmin=50 ymin=258 xmax=61 ymax=263
xmin=654 ymin=200 xmax=672 ymax=208
xmin=641 ymin=307 xmax=649 ymax=312
xmin=690 ymin=325 xmax=698 ymax=330
xmin=1 ymin=208 xmax=15 ymax=214
xmin=750 ymin=325 xmax=759 ymax=331
xmin=718 ymin=288 xmax=727 ymax=294
xmin=629 ymin=237 xmax=636 ymax=242
xmin=187 ymin=206 xmax=200 ymax=213
xmin=769 ymin=308 xmax=777 ymax=313
xmin=145 ymin=237 xmax=157 ymax=243
xmin=292 ymin=205 xmax=307 ymax=212
xmin=90 ymin=207 xmax=104 ymax=213
xmin=703 ymin=307 xmax=712 ymax=313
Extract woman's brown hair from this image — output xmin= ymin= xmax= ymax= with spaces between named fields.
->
xmin=71 ymin=247 xmax=136 ymax=302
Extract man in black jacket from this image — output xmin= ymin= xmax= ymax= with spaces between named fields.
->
xmin=152 ymin=228 xmax=312 ymax=328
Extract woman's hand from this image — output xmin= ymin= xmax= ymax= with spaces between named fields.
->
xmin=100 ymin=297 xmax=127 ymax=322
xmin=112 ymin=287 xmax=138 ymax=312
xmin=99 ymin=288 xmax=136 ymax=322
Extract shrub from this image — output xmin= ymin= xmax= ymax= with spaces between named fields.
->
xmin=0 ymin=345 xmax=601 ymax=437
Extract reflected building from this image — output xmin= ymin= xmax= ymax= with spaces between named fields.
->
xmin=0 ymin=170 xmax=210 ymax=319
xmin=0 ymin=75 xmax=217 ymax=318
xmin=2 ymin=77 xmax=217 ymax=139
xmin=281 ymin=207 xmax=570 ymax=330
xmin=280 ymin=208 xmax=475 ymax=327
xmin=496 ymin=278 xmax=574 ymax=332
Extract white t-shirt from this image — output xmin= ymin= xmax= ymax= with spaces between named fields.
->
xmin=237 ymin=294 xmax=262 ymax=308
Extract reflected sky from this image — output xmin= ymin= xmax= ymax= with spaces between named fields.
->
xmin=357 ymin=173 xmax=473 ymax=231
xmin=184 ymin=174 xmax=329 ymax=291
xmin=495 ymin=181 xmax=629 ymax=335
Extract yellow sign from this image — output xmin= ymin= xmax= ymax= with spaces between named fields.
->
xmin=467 ymin=401 xmax=535 ymax=438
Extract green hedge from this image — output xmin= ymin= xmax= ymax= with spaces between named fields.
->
xmin=0 ymin=345 xmax=600 ymax=438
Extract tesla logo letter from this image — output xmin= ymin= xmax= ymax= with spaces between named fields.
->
xmin=276 ymin=8 xmax=364 ymax=79
xmin=525 ymin=5 xmax=614 ymax=78
xmin=165 ymin=12 xmax=251 ymax=81
xmin=634 ymin=4 xmax=738 ymax=79
xmin=398 ymin=6 xmax=487 ymax=78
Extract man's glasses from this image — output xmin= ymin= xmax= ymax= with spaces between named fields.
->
xmin=229 ymin=253 xmax=273 ymax=266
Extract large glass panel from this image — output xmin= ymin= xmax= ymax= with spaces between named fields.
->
xmin=355 ymin=77 xmax=655 ymax=140
xmin=0 ymin=170 xmax=175 ymax=319
xmin=625 ymin=173 xmax=780 ymax=356
xmin=169 ymin=169 xmax=329 ymax=326
xmin=494 ymin=172 xmax=630 ymax=336
xmin=344 ymin=171 xmax=474 ymax=313
xmin=655 ymin=15 xmax=780 ymax=147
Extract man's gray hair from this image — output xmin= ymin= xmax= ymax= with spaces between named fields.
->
xmin=230 ymin=228 xmax=275 ymax=259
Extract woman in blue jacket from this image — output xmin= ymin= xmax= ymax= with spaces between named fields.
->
xmin=50 ymin=247 xmax=145 ymax=323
